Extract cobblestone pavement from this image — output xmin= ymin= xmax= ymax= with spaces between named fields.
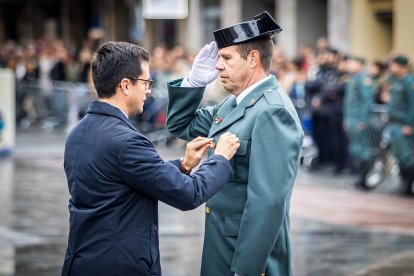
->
xmin=0 ymin=130 xmax=414 ymax=276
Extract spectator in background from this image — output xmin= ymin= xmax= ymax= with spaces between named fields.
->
xmin=49 ymin=40 xmax=68 ymax=82
xmin=289 ymin=58 xmax=311 ymax=134
xmin=315 ymin=36 xmax=329 ymax=55
xmin=368 ymin=60 xmax=389 ymax=104
xmin=343 ymin=56 xmax=373 ymax=186
xmin=325 ymin=53 xmax=348 ymax=174
xmin=305 ymin=48 xmax=341 ymax=170
xmin=0 ymin=110 xmax=4 ymax=142
xmin=298 ymin=43 xmax=316 ymax=75
xmin=383 ymin=55 xmax=414 ymax=195
xmin=76 ymin=46 xmax=93 ymax=83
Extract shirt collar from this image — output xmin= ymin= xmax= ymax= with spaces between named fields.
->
xmin=236 ymin=75 xmax=271 ymax=105
xmin=117 ymin=108 xmax=129 ymax=119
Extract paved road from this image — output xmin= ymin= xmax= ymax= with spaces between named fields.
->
xmin=1 ymin=130 xmax=414 ymax=276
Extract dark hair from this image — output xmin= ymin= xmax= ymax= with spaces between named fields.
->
xmin=91 ymin=41 xmax=149 ymax=98
xmin=374 ymin=60 xmax=387 ymax=74
xmin=393 ymin=55 xmax=409 ymax=67
xmin=236 ymin=38 xmax=274 ymax=71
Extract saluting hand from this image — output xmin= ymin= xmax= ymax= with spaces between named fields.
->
xmin=187 ymin=41 xmax=219 ymax=87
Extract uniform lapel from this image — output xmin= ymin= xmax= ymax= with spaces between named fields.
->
xmin=208 ymin=96 xmax=235 ymax=136
xmin=209 ymin=76 xmax=279 ymax=137
xmin=210 ymin=100 xmax=247 ymax=137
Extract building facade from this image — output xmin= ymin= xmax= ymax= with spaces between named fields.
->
xmin=0 ymin=0 xmax=412 ymax=60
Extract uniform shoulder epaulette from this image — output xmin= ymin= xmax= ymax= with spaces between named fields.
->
xmin=263 ymin=88 xmax=279 ymax=105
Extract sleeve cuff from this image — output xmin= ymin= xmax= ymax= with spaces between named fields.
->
xmin=181 ymin=77 xmax=194 ymax=87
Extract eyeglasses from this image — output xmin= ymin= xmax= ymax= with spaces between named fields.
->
xmin=129 ymin=77 xmax=153 ymax=90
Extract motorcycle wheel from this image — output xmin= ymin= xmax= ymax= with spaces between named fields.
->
xmin=405 ymin=179 xmax=414 ymax=196
xmin=359 ymin=155 xmax=389 ymax=190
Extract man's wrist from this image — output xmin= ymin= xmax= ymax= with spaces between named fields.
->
xmin=181 ymin=77 xmax=194 ymax=87
xmin=179 ymin=158 xmax=192 ymax=175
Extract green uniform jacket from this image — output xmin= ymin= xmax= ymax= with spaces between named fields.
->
xmin=343 ymin=73 xmax=373 ymax=161
xmin=344 ymin=73 xmax=373 ymax=126
xmin=387 ymin=74 xmax=414 ymax=128
xmin=384 ymin=73 xmax=414 ymax=169
xmin=167 ymin=76 xmax=304 ymax=276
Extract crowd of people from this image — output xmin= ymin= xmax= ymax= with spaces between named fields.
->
xmin=0 ymin=37 xmax=197 ymax=132
xmin=268 ymin=38 xmax=414 ymax=194
xmin=1 ymin=36 xmax=413 ymax=191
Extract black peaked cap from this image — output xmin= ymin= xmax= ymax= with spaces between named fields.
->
xmin=213 ymin=11 xmax=282 ymax=49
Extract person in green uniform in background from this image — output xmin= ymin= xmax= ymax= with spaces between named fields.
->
xmin=383 ymin=55 xmax=414 ymax=195
xmin=343 ymin=56 xmax=373 ymax=187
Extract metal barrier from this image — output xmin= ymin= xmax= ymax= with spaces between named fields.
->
xmin=15 ymin=80 xmax=175 ymax=145
xmin=16 ymin=80 xmax=96 ymax=131
xmin=366 ymin=104 xmax=389 ymax=151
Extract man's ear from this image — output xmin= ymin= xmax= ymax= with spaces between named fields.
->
xmin=119 ymin=78 xmax=130 ymax=95
xmin=249 ymin=50 xmax=260 ymax=69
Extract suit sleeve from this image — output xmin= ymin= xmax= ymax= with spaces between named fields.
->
xmin=166 ymin=79 xmax=221 ymax=140
xmin=231 ymin=106 xmax=303 ymax=275
xmin=119 ymin=135 xmax=233 ymax=211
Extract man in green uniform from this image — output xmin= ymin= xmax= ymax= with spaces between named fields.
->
xmin=383 ymin=55 xmax=414 ymax=195
xmin=343 ymin=56 xmax=373 ymax=187
xmin=166 ymin=12 xmax=303 ymax=276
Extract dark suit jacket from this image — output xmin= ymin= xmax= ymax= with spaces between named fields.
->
xmin=62 ymin=101 xmax=233 ymax=276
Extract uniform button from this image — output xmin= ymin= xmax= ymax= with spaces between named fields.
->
xmin=261 ymin=273 xmax=265 ymax=276
xmin=205 ymin=207 xmax=211 ymax=214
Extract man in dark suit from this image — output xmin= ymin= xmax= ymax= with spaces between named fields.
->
xmin=61 ymin=41 xmax=240 ymax=276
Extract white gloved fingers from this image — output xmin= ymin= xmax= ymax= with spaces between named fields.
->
xmin=207 ymin=41 xmax=218 ymax=59
xmin=208 ymin=69 xmax=219 ymax=80
xmin=187 ymin=42 xmax=220 ymax=87
xmin=197 ymin=44 xmax=210 ymax=59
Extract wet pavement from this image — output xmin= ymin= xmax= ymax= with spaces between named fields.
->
xmin=1 ymin=129 xmax=414 ymax=276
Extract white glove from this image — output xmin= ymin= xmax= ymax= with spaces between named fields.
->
xmin=187 ymin=41 xmax=219 ymax=87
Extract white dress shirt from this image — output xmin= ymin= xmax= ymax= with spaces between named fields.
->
xmin=235 ymin=75 xmax=271 ymax=105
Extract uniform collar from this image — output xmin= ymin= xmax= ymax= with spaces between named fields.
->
xmin=236 ymin=75 xmax=271 ymax=105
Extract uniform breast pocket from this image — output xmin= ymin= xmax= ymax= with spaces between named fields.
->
xmin=234 ymin=138 xmax=250 ymax=182
xmin=235 ymin=138 xmax=249 ymax=156
xmin=224 ymin=215 xmax=242 ymax=237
